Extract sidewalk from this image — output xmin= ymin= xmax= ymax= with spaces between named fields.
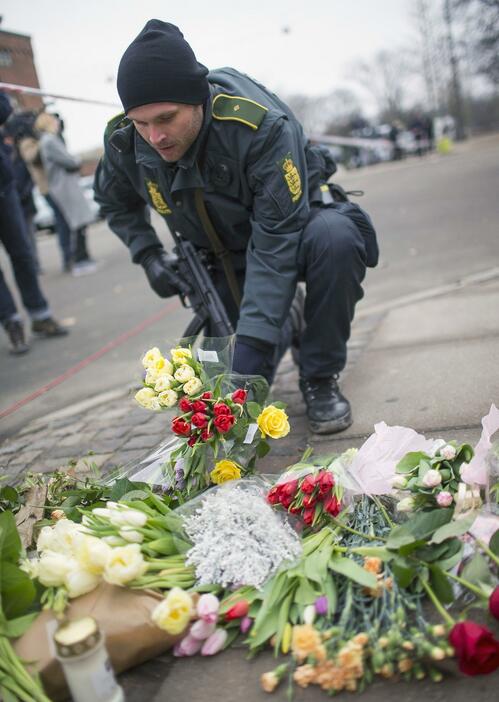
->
xmin=1 ymin=271 xmax=498 ymax=701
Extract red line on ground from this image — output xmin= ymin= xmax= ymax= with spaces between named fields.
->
xmin=0 ymin=300 xmax=180 ymax=421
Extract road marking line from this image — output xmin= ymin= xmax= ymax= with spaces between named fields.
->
xmin=0 ymin=300 xmax=180 ymax=421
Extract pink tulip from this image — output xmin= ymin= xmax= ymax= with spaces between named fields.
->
xmin=240 ymin=616 xmax=252 ymax=634
xmin=190 ymin=619 xmax=217 ymax=641
xmin=201 ymin=628 xmax=228 ymax=656
xmin=173 ymin=634 xmax=203 ymax=657
xmin=197 ymin=593 xmax=220 ymax=624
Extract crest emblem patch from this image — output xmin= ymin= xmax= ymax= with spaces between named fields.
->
xmin=280 ymin=155 xmax=302 ymax=203
xmin=145 ymin=179 xmax=172 ymax=215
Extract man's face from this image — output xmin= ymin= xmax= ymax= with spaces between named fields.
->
xmin=128 ymin=102 xmax=203 ymax=162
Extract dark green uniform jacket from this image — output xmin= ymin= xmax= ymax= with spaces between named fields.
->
xmin=94 ymin=67 xmax=336 ymax=345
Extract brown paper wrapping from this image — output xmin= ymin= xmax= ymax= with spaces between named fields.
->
xmin=14 ymin=583 xmax=186 ymax=701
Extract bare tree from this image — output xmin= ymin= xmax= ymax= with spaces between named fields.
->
xmin=412 ymin=0 xmax=449 ymax=113
xmin=454 ymin=0 xmax=499 ymax=87
xmin=285 ymin=89 xmax=363 ymax=135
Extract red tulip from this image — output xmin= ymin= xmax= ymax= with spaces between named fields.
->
xmin=192 ymin=400 xmax=207 ymax=413
xmin=187 ymin=436 xmax=198 ymax=447
xmin=317 ymin=471 xmax=335 ymax=495
xmin=489 ymin=587 xmax=499 ymax=620
xmin=200 ymin=428 xmax=213 ymax=441
xmin=225 ymin=600 xmax=250 ymax=621
xmin=179 ymin=397 xmax=193 ymax=413
xmin=213 ymin=402 xmax=231 ymax=416
xmin=449 ymin=621 xmax=499 ymax=675
xmin=201 ymin=392 xmax=213 ymax=400
xmin=171 ymin=417 xmax=191 ymax=436
xmin=191 ymin=412 xmax=209 ymax=429
xmin=303 ymin=506 xmax=316 ymax=526
xmin=267 ymin=486 xmax=282 ymax=505
xmin=213 ymin=414 xmax=235 ymax=433
xmin=324 ymin=495 xmax=341 ymax=516
xmin=301 ymin=474 xmax=318 ymax=495
xmin=231 ymin=389 xmax=248 ymax=404
xmin=303 ymin=494 xmax=318 ymax=509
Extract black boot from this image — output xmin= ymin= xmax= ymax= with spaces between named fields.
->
xmin=299 ymin=375 xmax=352 ymax=434
xmin=4 ymin=319 xmax=29 ymax=355
xmin=32 ymin=317 xmax=69 ymax=337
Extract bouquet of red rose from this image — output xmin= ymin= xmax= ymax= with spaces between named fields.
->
xmin=267 ymin=467 xmax=344 ymax=529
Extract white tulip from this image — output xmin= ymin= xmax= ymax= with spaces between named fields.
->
xmin=183 ymin=377 xmax=203 ymax=396
xmin=154 ymin=374 xmax=175 ymax=393
xmin=102 ymin=535 xmax=126 ymax=547
xmin=110 ymin=507 xmax=147 ymax=528
xmin=135 ymin=387 xmax=157 ymax=410
xmin=144 ymin=369 xmax=158 ymax=386
xmin=174 ymin=364 xmax=195 ymax=383
xmin=92 ymin=507 xmax=114 ymax=520
xmin=303 ymin=605 xmax=316 ymax=625
xmin=37 ymin=552 xmax=74 ymax=587
xmin=75 ymin=535 xmax=112 ymax=575
xmin=119 ymin=527 xmax=144 ymax=544
xmin=158 ymin=389 xmax=179 ymax=408
xmin=19 ymin=557 xmax=39 ymax=579
xmin=103 ymin=544 xmax=147 ymax=586
xmin=65 ymin=567 xmax=100 ymax=598
xmin=142 ymin=347 xmax=162 ymax=369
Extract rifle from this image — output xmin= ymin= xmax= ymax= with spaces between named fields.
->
xmin=166 ymin=231 xmax=234 ymax=338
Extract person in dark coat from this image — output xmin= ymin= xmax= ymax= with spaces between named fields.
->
xmin=0 ymin=93 xmax=68 ymax=354
xmin=94 ymin=21 xmax=379 ymax=434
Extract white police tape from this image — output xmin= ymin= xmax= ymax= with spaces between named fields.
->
xmin=0 ymin=81 xmax=120 ymax=108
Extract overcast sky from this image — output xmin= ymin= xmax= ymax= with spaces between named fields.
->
xmin=2 ymin=0 xmax=415 ymax=153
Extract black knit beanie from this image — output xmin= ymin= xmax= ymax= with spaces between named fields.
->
xmin=117 ymin=20 xmax=209 ymax=113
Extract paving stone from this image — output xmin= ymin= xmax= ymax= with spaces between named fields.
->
xmin=6 ymin=449 xmax=42 ymax=470
xmin=0 ymin=439 xmax=31 ymax=455
xmin=102 ymin=449 xmax=149 ymax=473
xmin=93 ymin=425 xmax=134 ymax=441
xmin=73 ymin=454 xmax=113 ymax=476
xmin=120 ymin=434 xmax=163 ymax=451
xmin=58 ymin=431 xmax=99 ymax=448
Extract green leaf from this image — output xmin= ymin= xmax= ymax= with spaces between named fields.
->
xmin=109 ymin=477 xmax=142 ymax=501
xmin=294 ymin=579 xmax=319 ymax=606
xmin=396 ymin=451 xmax=429 ymax=474
xmin=246 ymin=402 xmax=261 ymax=420
xmin=255 ymin=441 xmax=270 ymax=459
xmin=0 ymin=611 xmax=38 ymax=638
xmin=0 ymin=511 xmax=21 ymax=563
xmin=392 ymin=559 xmax=417 ymax=588
xmin=387 ymin=509 xmax=453 ymax=551
xmin=0 ymin=685 xmax=18 ymax=702
xmin=489 ymin=529 xmax=499 ymax=557
xmin=329 ymin=556 xmax=377 ymax=588
xmin=430 ymin=512 xmax=477 ymax=544
xmin=120 ymin=489 xmax=150 ymax=502
xmin=0 ymin=486 xmax=19 ymax=504
xmin=435 ymin=540 xmax=464 ymax=572
xmin=461 ymin=552 xmax=494 ymax=588
xmin=1 ymin=562 xmax=36 ymax=619
xmin=324 ymin=577 xmax=337 ymax=615
xmin=352 ymin=547 xmax=394 ymax=561
xmin=272 ymin=401 xmax=287 ymax=410
xmin=385 ymin=527 xmax=415 ymax=550
xmin=429 ymin=565 xmax=454 ymax=604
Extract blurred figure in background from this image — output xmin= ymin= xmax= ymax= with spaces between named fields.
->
xmin=0 ymin=93 xmax=68 ymax=355
xmin=35 ymin=112 xmax=97 ymax=276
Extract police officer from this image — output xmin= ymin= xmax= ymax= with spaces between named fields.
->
xmin=94 ymin=20 xmax=378 ymax=434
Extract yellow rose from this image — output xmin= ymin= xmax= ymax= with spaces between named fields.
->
xmin=154 ymin=374 xmax=175 ymax=392
xmin=170 ymin=347 xmax=192 ymax=364
xmin=158 ymin=389 xmax=178 ymax=408
xmin=141 ymin=347 xmax=162 ymax=369
xmin=210 ymin=460 xmax=242 ymax=485
xmin=257 ymin=406 xmax=290 ymax=439
xmin=151 ymin=587 xmax=193 ymax=635
xmin=183 ymin=377 xmax=203 ymax=396
xmin=174 ymin=364 xmax=196 ymax=383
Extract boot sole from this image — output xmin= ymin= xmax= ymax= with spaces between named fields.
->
xmin=308 ymin=411 xmax=353 ymax=435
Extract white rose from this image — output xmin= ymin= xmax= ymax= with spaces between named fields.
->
xmin=158 ymin=389 xmax=178 ymax=408
xmin=183 ymin=377 xmax=203 ymax=396
xmin=65 ymin=567 xmax=100 ymax=598
xmin=142 ymin=347 xmax=162 ymax=369
xmin=154 ymin=374 xmax=175 ymax=392
xmin=391 ymin=475 xmax=408 ymax=490
xmin=174 ymin=364 xmax=196 ymax=383
xmin=37 ymin=552 xmax=74 ymax=587
xmin=135 ymin=387 xmax=157 ymax=410
xmin=103 ymin=544 xmax=147 ymax=586
xmin=396 ymin=497 xmax=415 ymax=513
xmin=440 ymin=444 xmax=456 ymax=461
xmin=422 ymin=469 xmax=442 ymax=488
xmin=170 ymin=347 xmax=192 ymax=364
xmin=119 ymin=527 xmax=144 ymax=543
xmin=74 ymin=535 xmax=112 ymax=575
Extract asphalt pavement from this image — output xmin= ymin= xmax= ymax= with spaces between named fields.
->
xmin=0 ymin=134 xmax=498 ymax=700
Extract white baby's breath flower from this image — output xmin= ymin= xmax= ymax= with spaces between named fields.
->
xmin=183 ymin=377 xmax=203 ymax=396
xmin=183 ymin=484 xmax=302 ymax=589
xmin=158 ymin=389 xmax=178 ymax=408
xmin=154 ymin=374 xmax=175 ymax=392
xmin=174 ymin=364 xmax=196 ymax=383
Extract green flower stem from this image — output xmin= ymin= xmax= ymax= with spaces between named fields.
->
xmin=371 ymin=495 xmax=395 ymax=528
xmin=446 ymin=571 xmax=489 ymax=599
xmin=329 ymin=517 xmax=386 ymax=542
xmin=476 ymin=539 xmax=499 ymax=567
xmin=418 ymin=575 xmax=455 ymax=627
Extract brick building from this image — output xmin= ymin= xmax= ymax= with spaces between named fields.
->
xmin=0 ymin=28 xmax=43 ymax=111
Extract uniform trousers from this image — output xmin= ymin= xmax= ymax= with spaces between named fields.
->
xmin=0 ymin=183 xmax=50 ymax=325
xmin=210 ymin=205 xmax=367 ymax=380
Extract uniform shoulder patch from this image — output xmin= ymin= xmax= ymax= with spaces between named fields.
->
xmin=212 ymin=94 xmax=268 ymax=130
xmin=104 ymin=112 xmax=130 ymax=139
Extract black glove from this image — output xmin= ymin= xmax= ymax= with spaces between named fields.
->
xmin=233 ymin=335 xmax=276 ymax=382
xmin=139 ymin=247 xmax=182 ymax=298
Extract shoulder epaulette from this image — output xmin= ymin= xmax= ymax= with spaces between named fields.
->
xmin=212 ymin=94 xmax=268 ymax=130
xmin=104 ymin=112 xmax=130 ymax=139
